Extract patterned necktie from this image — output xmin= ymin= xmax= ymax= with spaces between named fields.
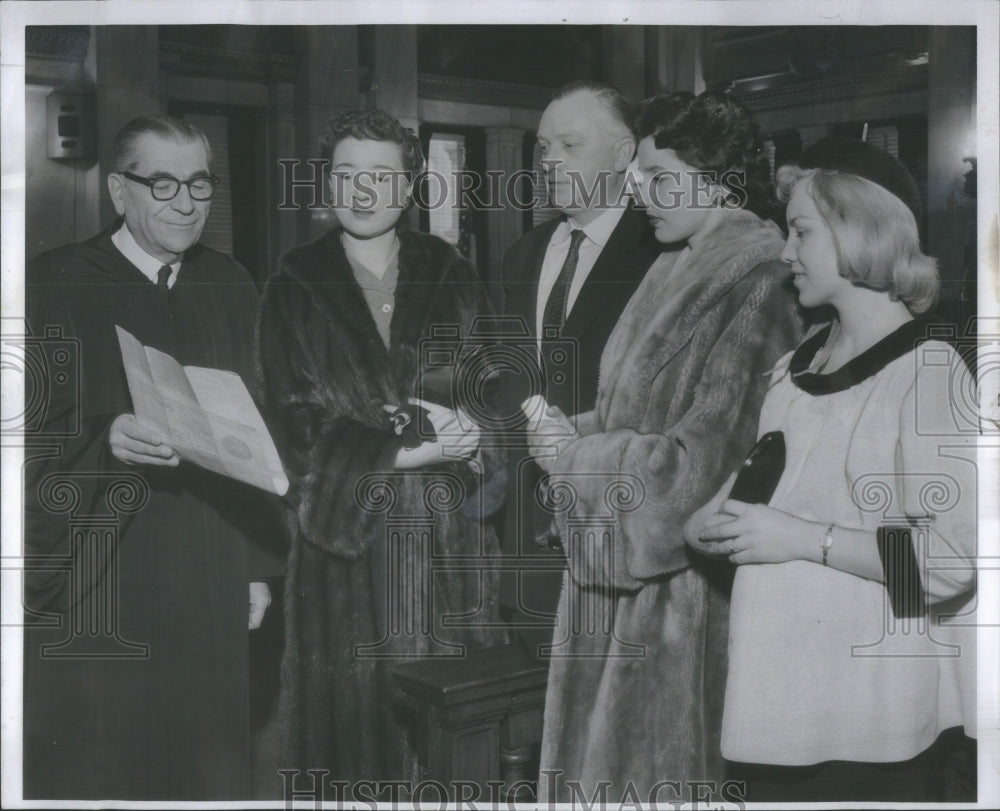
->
xmin=542 ymin=229 xmax=586 ymax=335
xmin=540 ymin=229 xmax=585 ymax=402
xmin=157 ymin=265 xmax=171 ymax=293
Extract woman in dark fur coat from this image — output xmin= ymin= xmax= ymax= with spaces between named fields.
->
xmin=256 ymin=109 xmax=507 ymax=787
xmin=528 ymin=93 xmax=802 ymax=801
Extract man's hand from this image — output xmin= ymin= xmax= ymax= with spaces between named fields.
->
xmin=523 ymin=399 xmax=578 ymax=473
xmin=249 ymin=581 xmax=272 ymax=630
xmin=109 ymin=414 xmax=179 ymax=466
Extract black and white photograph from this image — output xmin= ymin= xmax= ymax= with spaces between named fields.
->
xmin=1 ymin=1 xmax=998 ymax=808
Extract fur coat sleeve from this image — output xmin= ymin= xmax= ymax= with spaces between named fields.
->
xmin=256 ymin=228 xmax=505 ymax=561
xmin=550 ymin=212 xmax=802 ymax=590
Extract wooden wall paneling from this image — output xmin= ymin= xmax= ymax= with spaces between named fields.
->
xmin=644 ymin=26 xmax=704 ymax=97
xmin=927 ymin=27 xmax=977 ymax=331
xmin=371 ymin=25 xmax=419 ymax=132
xmin=294 ymin=26 xmax=362 ymax=244
xmin=95 ymin=27 xmax=163 ymax=227
xmin=601 ymin=25 xmax=646 ymax=102
xmin=485 ymin=126 xmax=527 ymax=309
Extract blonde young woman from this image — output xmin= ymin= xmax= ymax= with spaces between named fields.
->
xmin=687 ymin=139 xmax=977 ymax=802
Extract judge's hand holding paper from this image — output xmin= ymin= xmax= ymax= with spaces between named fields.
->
xmin=109 ymin=412 xmax=179 ymax=466
xmin=115 ymin=325 xmax=289 ymax=495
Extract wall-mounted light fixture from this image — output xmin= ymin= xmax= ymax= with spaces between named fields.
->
xmin=46 ymin=91 xmax=95 ymax=159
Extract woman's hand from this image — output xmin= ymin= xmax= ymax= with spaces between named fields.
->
xmin=388 ymin=399 xmax=481 ymax=470
xmin=683 ymin=473 xmax=736 ymax=547
xmin=523 ymin=398 xmax=578 ymax=473
xmin=692 ymin=500 xmax=815 ymax=565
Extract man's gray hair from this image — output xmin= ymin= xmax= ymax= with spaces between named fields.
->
xmin=552 ymin=80 xmax=634 ymax=138
xmin=112 ymin=113 xmax=213 ymax=173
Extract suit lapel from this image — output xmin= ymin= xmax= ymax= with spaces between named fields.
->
xmin=506 ymin=217 xmax=563 ymax=337
xmin=563 ymin=204 xmax=661 ymax=339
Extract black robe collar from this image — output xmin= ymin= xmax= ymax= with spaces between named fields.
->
xmin=790 ymin=318 xmax=925 ymax=395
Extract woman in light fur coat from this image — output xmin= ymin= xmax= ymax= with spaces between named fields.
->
xmin=529 ymin=92 xmax=801 ymax=802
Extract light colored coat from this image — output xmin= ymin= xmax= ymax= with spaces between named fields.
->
xmin=723 ymin=337 xmax=977 ymax=765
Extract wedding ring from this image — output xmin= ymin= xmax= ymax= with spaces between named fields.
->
xmin=727 ymin=540 xmax=737 ymax=555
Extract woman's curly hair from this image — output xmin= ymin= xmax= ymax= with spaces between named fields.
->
xmin=320 ymin=107 xmax=425 ymax=178
xmin=633 ymin=91 xmax=775 ymax=220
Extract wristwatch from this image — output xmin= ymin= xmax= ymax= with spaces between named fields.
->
xmin=820 ymin=524 xmax=834 ymax=566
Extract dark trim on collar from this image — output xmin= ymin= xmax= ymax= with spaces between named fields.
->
xmin=789 ymin=318 xmax=925 ymax=395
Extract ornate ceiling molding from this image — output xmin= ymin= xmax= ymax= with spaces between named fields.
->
xmin=731 ymin=63 xmax=928 ymax=111
xmin=26 ymin=26 xmax=90 ymax=63
xmin=159 ymin=40 xmax=298 ymax=83
xmin=418 ymin=74 xmax=553 ymax=111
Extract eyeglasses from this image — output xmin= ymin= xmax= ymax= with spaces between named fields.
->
xmin=121 ymin=171 xmax=220 ymax=201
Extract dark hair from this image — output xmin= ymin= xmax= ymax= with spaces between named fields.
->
xmin=552 ymin=80 xmax=633 ymax=137
xmin=112 ymin=114 xmax=212 ymax=173
xmin=633 ymin=92 xmax=775 ymax=219
xmin=319 ymin=107 xmax=425 ymax=177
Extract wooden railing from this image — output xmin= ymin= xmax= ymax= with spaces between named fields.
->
xmin=393 ymin=645 xmax=547 ymax=800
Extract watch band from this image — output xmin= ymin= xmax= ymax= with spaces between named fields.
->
xmin=820 ymin=524 xmax=834 ymax=566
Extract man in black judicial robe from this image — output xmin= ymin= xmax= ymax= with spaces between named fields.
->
xmin=22 ymin=114 xmax=281 ymax=800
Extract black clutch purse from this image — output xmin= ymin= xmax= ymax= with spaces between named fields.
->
xmin=728 ymin=431 xmax=786 ymax=505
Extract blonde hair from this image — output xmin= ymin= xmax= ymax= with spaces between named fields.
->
xmin=776 ymin=164 xmax=939 ymax=313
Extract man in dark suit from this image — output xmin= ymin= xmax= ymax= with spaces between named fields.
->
xmin=500 ymin=81 xmax=663 ymax=659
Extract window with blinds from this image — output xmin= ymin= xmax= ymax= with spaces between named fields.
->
xmin=866 ymin=124 xmax=901 ymax=158
xmin=182 ymin=112 xmax=233 ymax=256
